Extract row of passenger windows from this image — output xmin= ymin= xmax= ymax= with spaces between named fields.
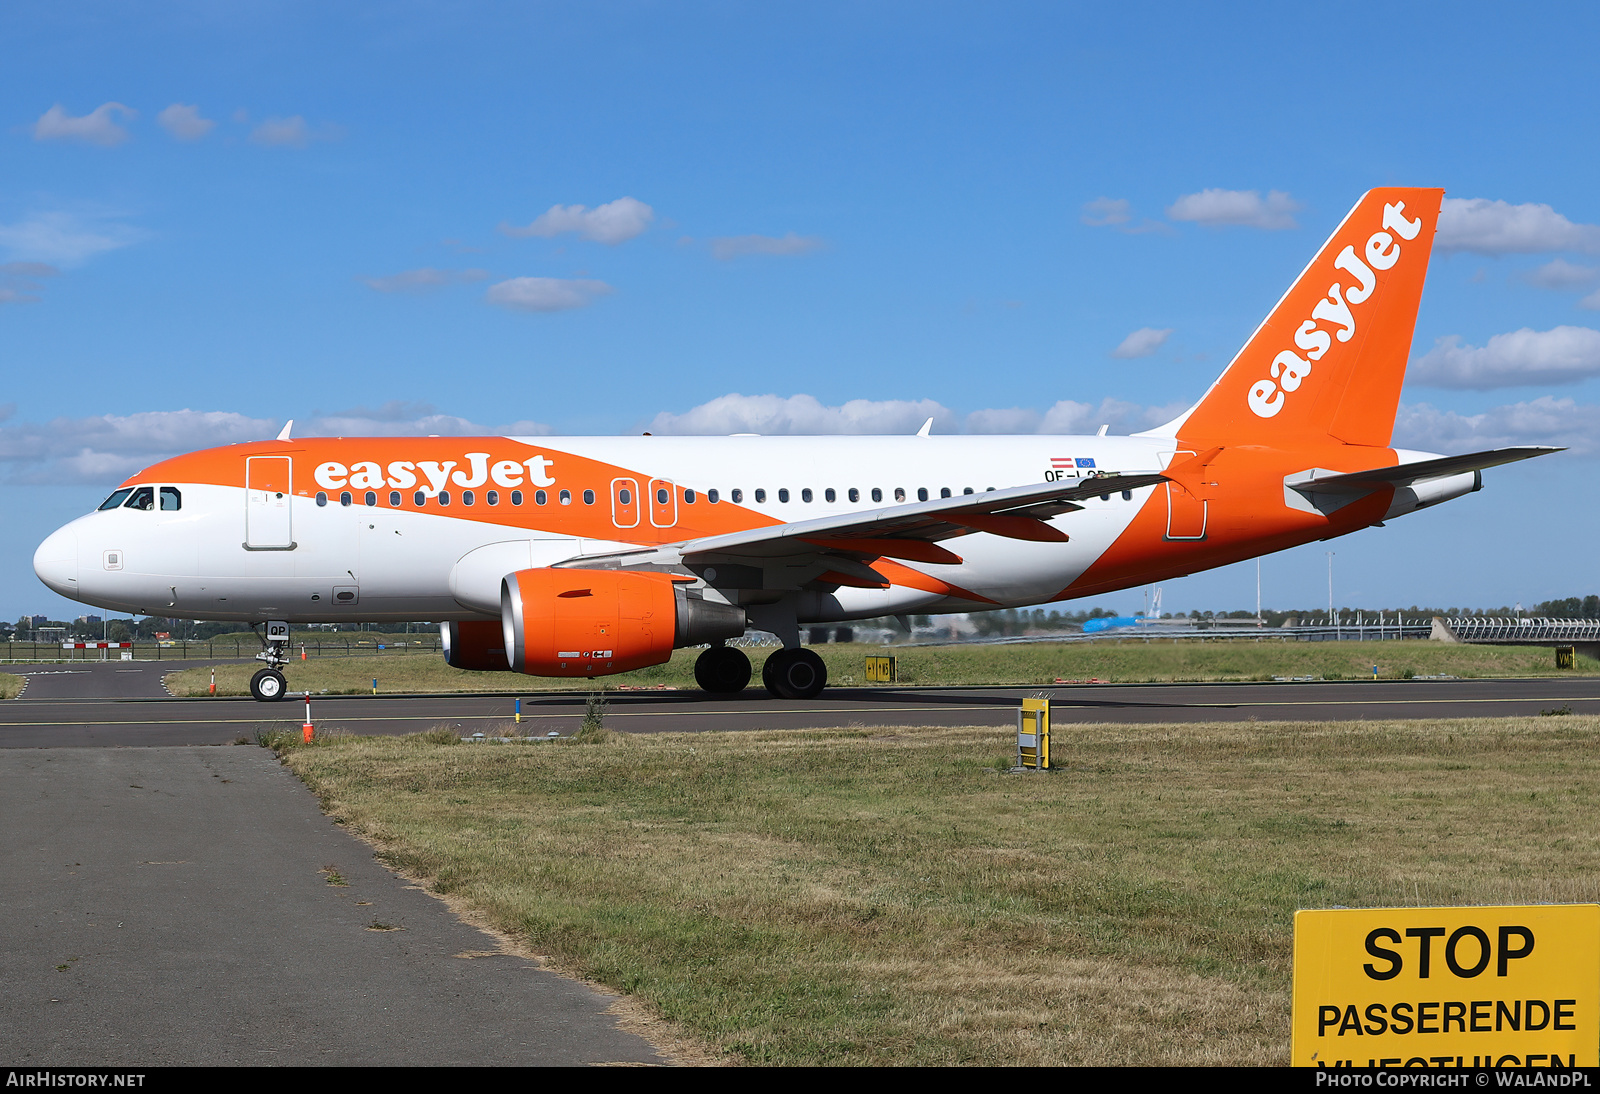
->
xmin=313 ymin=483 xmax=1136 ymax=510
xmin=99 ymin=486 xmax=181 ymax=511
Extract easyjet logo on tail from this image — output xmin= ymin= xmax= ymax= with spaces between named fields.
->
xmin=1247 ymin=202 xmax=1424 ymax=419
xmin=313 ymin=452 xmax=557 ymax=495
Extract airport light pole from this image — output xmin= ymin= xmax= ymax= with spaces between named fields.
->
xmin=1327 ymin=552 xmax=1335 ymax=638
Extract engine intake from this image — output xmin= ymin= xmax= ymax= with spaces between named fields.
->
xmin=500 ymin=568 xmax=746 ymax=677
xmin=440 ymin=619 xmax=511 ymax=671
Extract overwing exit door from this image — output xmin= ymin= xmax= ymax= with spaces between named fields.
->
xmin=246 ymin=456 xmax=295 ymax=549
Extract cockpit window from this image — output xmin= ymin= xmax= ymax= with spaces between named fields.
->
xmin=98 ymin=489 xmax=133 ymax=511
xmin=124 ymin=487 xmax=156 ymax=511
xmin=160 ymin=487 xmax=181 ymax=511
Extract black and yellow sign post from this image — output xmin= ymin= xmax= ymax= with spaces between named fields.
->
xmin=1017 ymin=697 xmax=1051 ymax=770
xmin=864 ymin=654 xmax=897 ymax=684
xmin=1292 ymin=904 xmax=1599 ymax=1068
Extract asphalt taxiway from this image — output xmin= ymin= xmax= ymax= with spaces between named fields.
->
xmin=4 ymin=660 xmax=1600 ymax=748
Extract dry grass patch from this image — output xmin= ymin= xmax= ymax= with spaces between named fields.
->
xmin=275 ymin=716 xmax=1600 ymax=1065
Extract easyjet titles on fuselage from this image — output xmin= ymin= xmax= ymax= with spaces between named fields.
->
xmin=312 ymin=452 xmax=557 ymax=495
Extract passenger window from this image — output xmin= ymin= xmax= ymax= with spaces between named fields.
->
xmin=516 ymin=490 xmax=528 ymax=505
xmin=619 ymin=488 xmax=632 ymax=505
xmin=125 ymin=487 xmax=156 ymax=511
xmin=684 ymin=488 xmax=696 ymax=504
xmin=940 ymin=487 xmax=951 ymax=498
xmin=340 ymin=491 xmax=352 ymax=506
xmin=754 ymin=489 xmax=766 ymax=503
xmin=731 ymin=489 xmax=743 ymax=503
xmin=801 ymin=488 xmax=812 ymax=503
xmin=1121 ymin=490 xmax=1133 ymax=501
xmin=463 ymin=491 xmax=475 ymax=506
xmin=160 ymin=487 xmax=182 ymax=511
xmin=316 ymin=492 xmax=328 ymax=507
xmin=487 ymin=490 xmax=499 ymax=506
xmin=364 ymin=491 xmax=377 ymax=506
xmin=848 ymin=488 xmax=859 ymax=503
xmin=559 ymin=490 xmax=572 ymax=505
xmin=963 ymin=487 xmax=974 ymax=495
xmin=871 ymin=488 xmax=882 ymax=502
xmin=389 ymin=491 xmax=401 ymax=506
xmin=894 ymin=488 xmax=906 ymax=502
xmin=824 ymin=488 xmax=835 ymax=503
xmin=778 ymin=489 xmax=789 ymax=503
xmin=917 ymin=488 xmax=928 ymax=502
xmin=654 ymin=487 xmax=667 ymax=504
xmin=98 ymin=489 xmax=133 ymax=511
xmin=439 ymin=491 xmax=451 ymax=506
xmin=708 ymin=489 xmax=719 ymax=503
xmin=583 ymin=489 xmax=595 ymax=505
xmin=413 ymin=491 xmax=425 ymax=506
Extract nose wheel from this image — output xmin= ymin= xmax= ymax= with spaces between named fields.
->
xmin=250 ymin=668 xmax=288 ymax=702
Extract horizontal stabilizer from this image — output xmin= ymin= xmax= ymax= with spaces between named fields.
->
xmin=1286 ymin=446 xmax=1562 ymax=496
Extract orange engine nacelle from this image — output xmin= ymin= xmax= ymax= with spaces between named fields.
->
xmin=500 ymin=568 xmax=745 ymax=677
xmin=440 ymin=619 xmax=511 ymax=672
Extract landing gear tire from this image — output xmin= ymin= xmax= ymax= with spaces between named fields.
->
xmin=694 ymin=646 xmax=751 ymax=695
xmin=762 ymin=647 xmax=827 ymax=700
xmin=250 ymin=668 xmax=288 ymax=702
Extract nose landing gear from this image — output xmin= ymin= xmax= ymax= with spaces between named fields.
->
xmin=248 ymin=619 xmax=293 ymax=702
xmin=250 ymin=668 xmax=288 ymax=702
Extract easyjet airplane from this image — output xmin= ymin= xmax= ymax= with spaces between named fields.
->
xmin=33 ymin=188 xmax=1556 ymax=701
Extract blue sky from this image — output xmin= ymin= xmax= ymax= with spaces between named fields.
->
xmin=5 ymin=2 xmax=1599 ymax=622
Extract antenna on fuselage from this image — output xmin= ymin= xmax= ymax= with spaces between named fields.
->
xmin=916 ymin=417 xmax=933 ymax=437
xmin=276 ymin=420 xmax=294 ymax=441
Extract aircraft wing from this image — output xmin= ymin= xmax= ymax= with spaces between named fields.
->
xmin=1286 ymin=446 xmax=1562 ymax=496
xmin=674 ymin=472 xmax=1168 ymax=565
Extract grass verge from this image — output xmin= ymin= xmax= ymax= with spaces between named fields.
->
xmin=163 ymin=638 xmax=1596 ymax=697
xmin=274 ymin=714 xmax=1600 ymax=1065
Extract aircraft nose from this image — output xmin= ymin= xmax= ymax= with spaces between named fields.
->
xmin=34 ymin=526 xmax=79 ymax=600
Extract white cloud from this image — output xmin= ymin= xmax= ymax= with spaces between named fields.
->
xmin=1520 ymin=258 xmax=1599 ymax=290
xmin=157 ymin=103 xmax=215 ymax=141
xmin=710 ymin=233 xmax=822 ymax=260
xmin=1411 ymin=327 xmax=1600 ymax=390
xmin=361 ymin=267 xmax=489 ymax=293
xmin=648 ymin=394 xmax=956 ymax=436
xmin=1110 ymin=327 xmax=1173 ymax=359
xmin=0 ymin=262 xmax=59 ymax=305
xmin=248 ymin=116 xmax=339 ymax=148
xmin=1436 ymin=198 xmax=1600 ymax=256
xmin=0 ymin=404 xmax=555 ymax=484
xmin=1394 ymin=397 xmax=1597 ymax=456
xmin=647 ymin=393 xmax=1184 ymax=438
xmin=500 ymin=197 xmax=654 ymax=245
xmin=32 ymin=103 xmax=135 ymax=146
xmin=485 ymin=277 xmax=612 ymax=313
xmin=0 ymin=211 xmax=142 ymax=267
xmin=1081 ymin=197 xmax=1131 ymax=227
xmin=1166 ymin=188 xmax=1301 ymax=230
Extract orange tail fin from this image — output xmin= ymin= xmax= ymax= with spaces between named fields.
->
xmin=1150 ymin=187 xmax=1443 ymax=450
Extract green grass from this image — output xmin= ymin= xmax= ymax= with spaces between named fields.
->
xmin=277 ymin=714 xmax=1600 ymax=1066
xmin=163 ymin=638 xmax=1596 ymax=697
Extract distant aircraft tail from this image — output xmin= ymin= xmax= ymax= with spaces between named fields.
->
xmin=1145 ymin=187 xmax=1444 ymax=450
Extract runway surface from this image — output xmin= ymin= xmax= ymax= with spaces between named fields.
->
xmin=4 ymin=660 xmax=1600 ymax=748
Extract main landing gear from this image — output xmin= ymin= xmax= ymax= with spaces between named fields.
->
xmin=692 ymin=644 xmax=828 ymax=699
xmin=761 ymin=647 xmax=827 ymax=700
xmin=694 ymin=645 xmax=751 ymax=696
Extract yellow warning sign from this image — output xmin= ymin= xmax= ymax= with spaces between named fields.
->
xmin=1292 ymin=904 xmax=1599 ymax=1068
xmin=864 ymin=655 xmax=897 ymax=683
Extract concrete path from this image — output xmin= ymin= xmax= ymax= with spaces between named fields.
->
xmin=0 ymin=746 xmax=667 ymax=1066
